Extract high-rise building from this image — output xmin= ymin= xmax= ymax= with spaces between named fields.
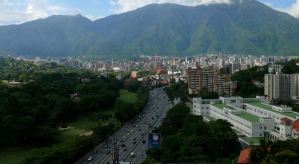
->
xmin=202 ymin=67 xmax=217 ymax=92
xmin=217 ymin=75 xmax=236 ymax=97
xmin=264 ymin=74 xmax=280 ymax=100
xmin=186 ymin=66 xmax=202 ymax=95
xmin=187 ymin=65 xmax=235 ymax=96
xmin=264 ymin=73 xmax=299 ymax=101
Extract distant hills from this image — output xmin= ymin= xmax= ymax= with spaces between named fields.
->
xmin=1 ymin=0 xmax=299 ymax=57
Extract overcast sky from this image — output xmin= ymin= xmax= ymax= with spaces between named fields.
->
xmin=0 ymin=0 xmax=298 ymax=25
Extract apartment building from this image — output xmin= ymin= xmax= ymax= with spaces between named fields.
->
xmin=187 ymin=65 xmax=235 ymax=96
xmin=186 ymin=66 xmax=202 ymax=94
xmin=264 ymin=73 xmax=299 ymax=101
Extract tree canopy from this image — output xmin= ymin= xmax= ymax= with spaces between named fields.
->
xmin=146 ymin=103 xmax=241 ymax=163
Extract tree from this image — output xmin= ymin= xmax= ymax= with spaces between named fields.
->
xmin=282 ymin=59 xmax=299 ymax=74
xmin=115 ymin=100 xmax=136 ymax=122
xmin=147 ymin=104 xmax=241 ymax=163
xmin=275 ymin=150 xmax=297 ymax=163
xmin=231 ymin=66 xmax=267 ymax=97
xmin=127 ymin=79 xmax=140 ymax=92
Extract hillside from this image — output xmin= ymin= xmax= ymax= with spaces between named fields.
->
xmin=0 ymin=0 xmax=299 ymax=57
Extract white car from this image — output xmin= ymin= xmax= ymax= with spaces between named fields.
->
xmin=87 ymin=155 xmax=93 ymax=161
xmin=130 ymin=152 xmax=135 ymax=158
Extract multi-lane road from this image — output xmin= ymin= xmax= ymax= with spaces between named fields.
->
xmin=76 ymin=87 xmax=174 ymax=164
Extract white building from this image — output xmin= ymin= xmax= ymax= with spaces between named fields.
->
xmin=193 ymin=97 xmax=299 ymax=142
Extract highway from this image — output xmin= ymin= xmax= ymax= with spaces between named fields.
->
xmin=76 ymin=87 xmax=174 ymax=164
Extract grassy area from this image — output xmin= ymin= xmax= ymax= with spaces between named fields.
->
xmin=0 ymin=90 xmax=135 ymax=164
xmin=59 ymin=107 xmax=120 ymax=142
xmin=0 ymin=111 xmax=120 ymax=164
xmin=0 ymin=80 xmax=8 ymax=84
xmin=0 ymin=147 xmax=34 ymax=164
xmin=118 ymin=89 xmax=138 ymax=103
xmin=60 ymin=114 xmax=99 ymax=139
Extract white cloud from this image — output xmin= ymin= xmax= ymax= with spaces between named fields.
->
xmin=267 ymin=0 xmax=299 ymax=18
xmin=0 ymin=0 xmax=76 ymax=25
xmin=288 ymin=0 xmax=299 ymax=17
xmin=85 ymin=14 xmax=103 ymax=21
xmin=111 ymin=0 xmax=232 ymax=13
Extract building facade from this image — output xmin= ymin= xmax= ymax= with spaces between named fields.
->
xmin=193 ymin=96 xmax=299 ymax=141
xmin=187 ymin=65 xmax=235 ymax=96
xmin=186 ymin=66 xmax=202 ymax=94
xmin=264 ymin=73 xmax=299 ymax=101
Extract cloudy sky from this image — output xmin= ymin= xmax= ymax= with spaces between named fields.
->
xmin=0 ymin=0 xmax=298 ymax=25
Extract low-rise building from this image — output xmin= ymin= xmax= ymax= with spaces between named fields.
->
xmin=193 ymin=96 xmax=299 ymax=142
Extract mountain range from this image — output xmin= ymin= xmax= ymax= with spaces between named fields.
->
xmin=0 ymin=0 xmax=299 ymax=57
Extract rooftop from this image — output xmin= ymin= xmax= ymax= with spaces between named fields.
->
xmin=212 ymin=103 xmax=225 ymax=109
xmin=240 ymin=137 xmax=262 ymax=145
xmin=204 ymin=116 xmax=216 ymax=121
xmin=247 ymin=102 xmax=299 ymax=119
xmin=212 ymin=103 xmax=260 ymax=123
xmin=238 ymin=148 xmax=251 ymax=164
xmin=236 ymin=112 xmax=260 ymax=123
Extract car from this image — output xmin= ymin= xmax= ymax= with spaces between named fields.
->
xmin=142 ymin=140 xmax=146 ymax=144
xmin=130 ymin=152 xmax=135 ymax=158
xmin=133 ymin=137 xmax=137 ymax=141
xmin=87 ymin=155 xmax=93 ymax=161
xmin=138 ymin=128 xmax=142 ymax=131
xmin=106 ymin=150 xmax=111 ymax=155
xmin=133 ymin=141 xmax=137 ymax=144
xmin=121 ymin=144 xmax=126 ymax=148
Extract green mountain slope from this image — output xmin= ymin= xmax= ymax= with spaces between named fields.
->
xmin=0 ymin=0 xmax=299 ymax=57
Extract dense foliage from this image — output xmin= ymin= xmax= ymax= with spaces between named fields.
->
xmin=1 ymin=1 xmax=299 ymax=57
xmin=0 ymin=57 xmax=74 ymax=81
xmin=282 ymin=59 xmax=299 ymax=74
xmin=0 ymin=58 xmax=151 ymax=163
xmin=145 ymin=103 xmax=241 ymax=163
xmin=231 ymin=66 xmax=267 ymax=97
xmin=195 ymin=89 xmax=219 ymax=99
xmin=251 ymin=139 xmax=299 ymax=164
xmin=0 ymin=72 xmax=119 ymax=147
xmin=164 ymin=81 xmax=188 ymax=101
xmin=115 ymin=87 xmax=149 ymax=122
xmin=22 ymin=122 xmax=116 ymax=164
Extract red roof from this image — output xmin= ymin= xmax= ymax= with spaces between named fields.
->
xmin=292 ymin=120 xmax=299 ymax=131
xmin=238 ymin=148 xmax=251 ymax=164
